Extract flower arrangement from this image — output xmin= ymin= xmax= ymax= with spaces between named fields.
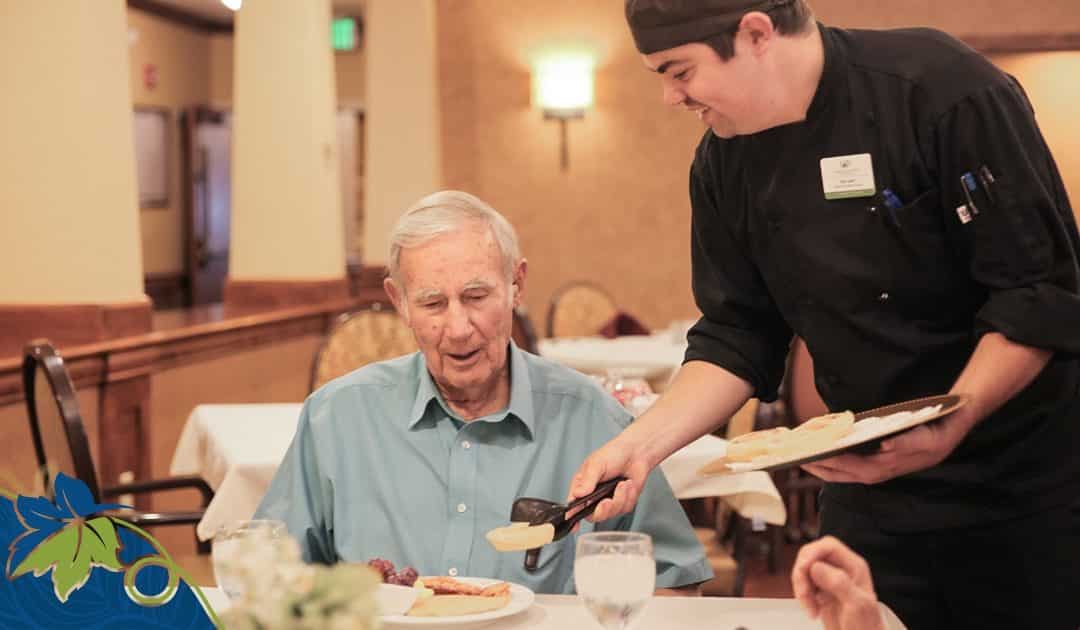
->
xmin=217 ymin=525 xmax=380 ymax=630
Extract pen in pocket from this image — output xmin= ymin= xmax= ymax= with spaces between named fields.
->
xmin=960 ymin=173 xmax=980 ymax=215
xmin=882 ymin=188 xmax=903 ymax=227
xmin=977 ymin=165 xmax=996 ymax=205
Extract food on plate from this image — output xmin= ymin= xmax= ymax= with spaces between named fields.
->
xmin=367 ymin=558 xmax=419 ymax=586
xmin=782 ymin=410 xmax=856 ymax=457
xmin=485 ymin=521 xmax=556 ymax=552
xmin=723 ymin=426 xmax=792 ymax=463
xmin=405 ymin=577 xmax=512 ymax=617
xmin=406 ymin=593 xmax=512 ymax=617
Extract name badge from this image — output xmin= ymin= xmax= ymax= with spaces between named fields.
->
xmin=820 ymin=153 xmax=876 ymax=200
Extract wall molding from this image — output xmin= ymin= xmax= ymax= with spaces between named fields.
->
xmin=0 ymin=298 xmax=153 ymax=359
xmin=963 ymin=32 xmax=1080 ymax=53
xmin=224 ymin=277 xmax=352 ymax=311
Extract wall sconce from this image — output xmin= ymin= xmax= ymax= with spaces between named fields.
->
xmin=533 ymin=54 xmax=594 ymax=170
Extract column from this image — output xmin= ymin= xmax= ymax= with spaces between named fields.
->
xmin=363 ymin=0 xmax=442 ymax=269
xmin=226 ymin=0 xmax=348 ymax=308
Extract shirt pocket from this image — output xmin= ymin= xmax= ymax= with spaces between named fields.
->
xmin=873 ymin=187 xmax=960 ymax=316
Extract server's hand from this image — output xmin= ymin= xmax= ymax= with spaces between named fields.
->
xmin=566 ymin=435 xmax=651 ymax=522
xmin=801 ymin=417 xmax=961 ymax=484
xmin=792 ymin=536 xmax=885 ymax=630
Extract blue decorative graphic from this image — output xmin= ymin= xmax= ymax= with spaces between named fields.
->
xmin=1 ymin=474 xmax=219 ymax=629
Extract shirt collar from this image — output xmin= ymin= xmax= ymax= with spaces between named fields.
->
xmin=407 ymin=342 xmax=535 ymax=439
xmin=805 ymin=22 xmax=846 ymax=120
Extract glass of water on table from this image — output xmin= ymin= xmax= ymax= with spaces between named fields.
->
xmin=575 ymin=532 xmax=655 ymax=630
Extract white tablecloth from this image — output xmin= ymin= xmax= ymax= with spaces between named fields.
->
xmin=537 ymin=335 xmax=687 ymax=383
xmin=171 ymin=404 xmax=784 ymax=541
xmin=201 ymin=588 xmax=906 ymax=629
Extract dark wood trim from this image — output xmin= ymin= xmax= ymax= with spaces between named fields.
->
xmin=0 ymin=298 xmax=153 ymax=359
xmin=964 ymin=32 xmax=1080 ymax=54
xmin=347 ymin=263 xmax=389 ymax=294
xmin=224 ymin=277 xmax=351 ymax=311
xmin=0 ymin=292 xmax=386 ymax=407
xmin=127 ymin=0 xmax=233 ymax=34
xmin=145 ymin=272 xmax=189 ymax=310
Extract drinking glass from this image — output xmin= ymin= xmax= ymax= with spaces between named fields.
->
xmin=574 ymin=532 xmax=655 ymax=630
xmin=211 ymin=519 xmax=288 ymax=600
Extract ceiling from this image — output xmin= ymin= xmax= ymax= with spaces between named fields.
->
xmin=145 ymin=0 xmax=367 ymax=27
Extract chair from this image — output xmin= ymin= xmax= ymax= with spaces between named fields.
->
xmin=309 ymin=301 xmax=417 ymax=392
xmin=22 ymin=340 xmax=213 ymax=553
xmin=511 ymin=305 xmax=539 ymax=354
xmin=545 ymin=281 xmax=618 ymax=338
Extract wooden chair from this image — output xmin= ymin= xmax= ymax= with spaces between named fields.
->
xmin=22 ymin=341 xmax=213 ymax=553
xmin=511 ymin=305 xmax=540 ymax=354
xmin=309 ymin=301 xmax=418 ymax=392
xmin=545 ymin=281 xmax=618 ymax=338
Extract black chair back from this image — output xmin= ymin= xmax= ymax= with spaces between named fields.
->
xmin=22 ymin=341 xmax=101 ymax=500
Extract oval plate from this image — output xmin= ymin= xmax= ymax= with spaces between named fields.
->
xmin=381 ymin=577 xmax=534 ymax=626
xmin=699 ymin=393 xmax=969 ymax=475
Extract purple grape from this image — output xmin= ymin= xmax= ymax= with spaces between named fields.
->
xmin=367 ymin=558 xmax=395 ymax=581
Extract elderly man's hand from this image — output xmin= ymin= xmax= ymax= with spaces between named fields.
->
xmin=800 ymin=417 xmax=962 ymax=484
xmin=792 ymin=536 xmax=885 ymax=630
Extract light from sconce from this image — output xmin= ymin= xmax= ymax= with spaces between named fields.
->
xmin=533 ymin=54 xmax=594 ymax=170
xmin=533 ymin=55 xmax=594 ymax=119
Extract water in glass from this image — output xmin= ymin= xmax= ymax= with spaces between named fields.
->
xmin=575 ymin=532 xmax=655 ymax=630
xmin=211 ymin=519 xmax=287 ymax=600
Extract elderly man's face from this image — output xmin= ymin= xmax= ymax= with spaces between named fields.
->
xmin=389 ymin=222 xmax=524 ymax=405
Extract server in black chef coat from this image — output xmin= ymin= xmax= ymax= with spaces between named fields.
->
xmin=567 ymin=1 xmax=1080 ymax=628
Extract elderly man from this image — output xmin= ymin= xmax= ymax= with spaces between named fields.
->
xmin=255 ymin=190 xmax=711 ymax=594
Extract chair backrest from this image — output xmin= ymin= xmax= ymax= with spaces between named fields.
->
xmin=511 ymin=305 xmax=539 ymax=354
xmin=310 ymin=302 xmax=418 ymax=392
xmin=22 ymin=341 xmax=101 ymax=500
xmin=545 ymin=281 xmax=618 ymax=338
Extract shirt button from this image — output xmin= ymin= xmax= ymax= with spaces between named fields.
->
xmin=878 ymin=291 xmax=890 ymax=302
xmin=457 ymin=503 xmax=468 ymax=513
xmin=448 ymin=567 xmax=458 ymax=577
xmin=869 ymin=205 xmax=879 ymax=213
xmin=461 ymin=440 xmax=471 ymax=450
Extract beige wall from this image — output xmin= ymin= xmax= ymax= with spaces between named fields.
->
xmin=991 ymin=52 xmax=1080 ymax=220
xmin=128 ymin=8 xmax=212 ymax=276
xmin=437 ymin=0 xmax=705 ymax=330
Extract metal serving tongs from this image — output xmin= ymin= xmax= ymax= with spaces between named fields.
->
xmin=509 ymin=476 xmax=627 ymax=572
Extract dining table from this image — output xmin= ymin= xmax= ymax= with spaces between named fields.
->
xmin=170 ymin=403 xmax=785 ymax=542
xmin=200 ymin=586 xmax=907 ymax=629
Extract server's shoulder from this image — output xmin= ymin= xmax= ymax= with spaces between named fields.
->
xmin=842 ymin=26 xmax=1011 ymax=110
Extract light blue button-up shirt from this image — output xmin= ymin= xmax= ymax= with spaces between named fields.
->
xmin=255 ymin=343 xmax=712 ymax=594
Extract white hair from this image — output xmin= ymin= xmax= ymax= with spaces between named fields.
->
xmin=387 ymin=190 xmax=522 ymax=287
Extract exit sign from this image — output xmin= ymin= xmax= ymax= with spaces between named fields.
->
xmin=332 ymin=16 xmax=359 ymax=52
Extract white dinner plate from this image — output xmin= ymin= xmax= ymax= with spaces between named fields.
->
xmin=699 ymin=394 xmax=969 ymax=475
xmin=381 ymin=577 xmax=535 ymax=626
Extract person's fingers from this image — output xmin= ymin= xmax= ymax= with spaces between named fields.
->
xmin=791 ymin=543 xmax=823 ymax=618
xmin=568 ymin=456 xmax=606 ymax=503
xmin=796 ymin=537 xmax=874 ymax=591
xmin=589 ymin=477 xmax=637 ymax=522
xmin=809 ymin=560 xmax=856 ymax=601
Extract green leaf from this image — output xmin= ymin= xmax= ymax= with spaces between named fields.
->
xmin=12 ymin=516 xmax=124 ymax=602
